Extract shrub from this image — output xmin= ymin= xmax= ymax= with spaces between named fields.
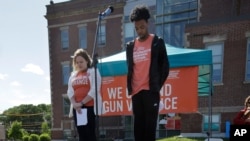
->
xmin=22 ymin=135 xmax=29 ymax=141
xmin=39 ymin=133 xmax=51 ymax=141
xmin=29 ymin=134 xmax=39 ymax=141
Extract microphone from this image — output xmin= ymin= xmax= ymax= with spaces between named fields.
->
xmin=100 ymin=6 xmax=114 ymax=19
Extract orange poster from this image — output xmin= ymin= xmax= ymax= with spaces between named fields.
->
xmin=100 ymin=66 xmax=198 ymax=116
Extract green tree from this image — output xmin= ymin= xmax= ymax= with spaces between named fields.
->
xmin=41 ymin=122 xmax=50 ymax=135
xmin=1 ymin=104 xmax=51 ymax=134
xmin=7 ymin=120 xmax=23 ymax=140
xmin=37 ymin=104 xmax=51 ymax=128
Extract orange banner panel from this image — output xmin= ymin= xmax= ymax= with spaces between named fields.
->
xmin=100 ymin=66 xmax=198 ymax=116
xmin=159 ymin=66 xmax=198 ymax=114
xmin=101 ymin=76 xmax=131 ymax=116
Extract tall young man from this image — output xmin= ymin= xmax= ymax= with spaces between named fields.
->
xmin=126 ymin=5 xmax=170 ymax=141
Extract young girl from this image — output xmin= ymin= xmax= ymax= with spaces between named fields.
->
xmin=67 ymin=48 xmax=104 ymax=141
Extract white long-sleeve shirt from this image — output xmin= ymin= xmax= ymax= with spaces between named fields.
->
xmin=67 ymin=68 xmax=105 ymax=117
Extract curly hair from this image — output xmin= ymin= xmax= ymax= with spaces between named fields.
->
xmin=130 ymin=5 xmax=150 ymax=22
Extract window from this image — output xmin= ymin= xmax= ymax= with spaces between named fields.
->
xmin=206 ymin=43 xmax=224 ymax=84
xmin=60 ymin=27 xmax=69 ymax=50
xmin=79 ymin=26 xmax=87 ymax=49
xmin=62 ymin=62 xmax=70 ymax=85
xmin=98 ymin=24 xmax=106 ymax=46
xmin=246 ymin=38 xmax=250 ymax=81
xmin=63 ymin=94 xmax=70 ymax=116
xmin=156 ymin=0 xmax=198 ymax=47
xmin=124 ymin=116 xmax=133 ymax=139
xmin=124 ymin=22 xmax=136 ymax=49
xmin=202 ymin=114 xmax=220 ymax=132
xmin=123 ymin=16 xmax=136 ymax=49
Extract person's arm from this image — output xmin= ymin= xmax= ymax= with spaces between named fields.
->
xmin=69 ymin=96 xmax=81 ymax=108
xmin=158 ymin=37 xmax=169 ymax=86
xmin=126 ymin=41 xmax=134 ymax=95
xmin=233 ymin=110 xmax=248 ymax=125
xmin=80 ymin=68 xmax=100 ymax=105
xmin=81 ymin=95 xmax=93 ymax=105
xmin=83 ymin=67 xmax=104 ymax=115
xmin=67 ymin=73 xmax=82 ymax=114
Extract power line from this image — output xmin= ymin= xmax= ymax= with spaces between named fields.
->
xmin=22 ymin=123 xmax=42 ymax=127
xmin=3 ymin=113 xmax=44 ymax=116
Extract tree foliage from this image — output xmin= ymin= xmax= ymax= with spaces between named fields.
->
xmin=1 ymin=104 xmax=51 ymax=134
xmin=41 ymin=122 xmax=50 ymax=135
xmin=7 ymin=120 xmax=23 ymax=140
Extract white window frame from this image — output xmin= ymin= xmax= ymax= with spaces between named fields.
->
xmin=203 ymin=34 xmax=226 ymax=85
xmin=206 ymin=42 xmax=224 ymax=84
xmin=202 ymin=114 xmax=221 ymax=133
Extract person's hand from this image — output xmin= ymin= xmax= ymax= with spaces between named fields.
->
xmin=76 ymin=107 xmax=82 ymax=114
xmin=244 ymin=108 xmax=250 ymax=116
xmin=245 ymin=118 xmax=250 ymax=123
xmin=73 ymin=102 xmax=82 ymax=113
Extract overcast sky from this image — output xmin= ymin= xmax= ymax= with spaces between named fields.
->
xmin=0 ymin=0 xmax=69 ymax=113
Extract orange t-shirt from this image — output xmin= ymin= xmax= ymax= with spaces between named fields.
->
xmin=132 ymin=34 xmax=154 ymax=95
xmin=72 ymin=71 xmax=94 ymax=106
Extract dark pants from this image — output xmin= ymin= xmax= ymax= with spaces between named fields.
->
xmin=132 ymin=90 xmax=160 ymax=141
xmin=73 ymin=106 xmax=96 ymax=141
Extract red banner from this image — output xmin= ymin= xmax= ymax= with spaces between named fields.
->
xmin=101 ymin=66 xmax=198 ymax=116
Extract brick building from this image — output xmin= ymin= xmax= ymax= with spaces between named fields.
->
xmin=45 ymin=0 xmax=250 ymax=140
xmin=45 ymin=0 xmax=157 ymax=140
xmin=180 ymin=0 xmax=250 ymax=137
xmin=45 ymin=0 xmax=126 ymax=140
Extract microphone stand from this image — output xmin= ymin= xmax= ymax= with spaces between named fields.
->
xmin=92 ymin=11 xmax=102 ymax=141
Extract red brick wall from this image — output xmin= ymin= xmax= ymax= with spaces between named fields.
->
xmin=180 ymin=113 xmax=203 ymax=132
xmin=46 ymin=0 xmax=126 ymax=139
xmin=186 ymin=21 xmax=250 ymax=107
xmin=181 ymin=0 xmax=250 ymax=133
xmin=199 ymin=0 xmax=250 ymax=21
